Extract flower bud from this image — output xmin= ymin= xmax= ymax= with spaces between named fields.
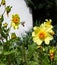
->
xmin=49 ymin=48 xmax=55 ymax=61
xmin=3 ymin=23 xmax=8 ymax=27
xmin=11 ymin=33 xmax=16 ymax=39
xmin=1 ymin=0 xmax=6 ymax=5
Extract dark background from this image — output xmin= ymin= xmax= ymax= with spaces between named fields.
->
xmin=25 ymin=0 xmax=57 ymax=26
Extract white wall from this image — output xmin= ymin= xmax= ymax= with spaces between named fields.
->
xmin=0 ymin=0 xmax=33 ymax=37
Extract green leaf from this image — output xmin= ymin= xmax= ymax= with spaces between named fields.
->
xmin=4 ymin=50 xmax=16 ymax=55
xmin=29 ymin=61 xmax=38 ymax=65
xmin=0 ymin=63 xmax=5 ymax=65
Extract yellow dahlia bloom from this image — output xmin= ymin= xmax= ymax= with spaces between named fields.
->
xmin=32 ymin=26 xmax=53 ymax=45
xmin=11 ymin=14 xmax=20 ymax=29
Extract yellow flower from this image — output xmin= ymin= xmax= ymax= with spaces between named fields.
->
xmin=32 ymin=26 xmax=53 ymax=45
xmin=11 ymin=14 xmax=20 ymax=29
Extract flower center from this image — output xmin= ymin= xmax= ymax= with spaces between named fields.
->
xmin=13 ymin=17 xmax=19 ymax=24
xmin=39 ymin=32 xmax=45 ymax=39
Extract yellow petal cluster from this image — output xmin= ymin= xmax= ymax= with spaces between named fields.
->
xmin=40 ymin=19 xmax=54 ymax=35
xmin=11 ymin=14 xmax=20 ymax=29
xmin=32 ymin=19 xmax=54 ymax=45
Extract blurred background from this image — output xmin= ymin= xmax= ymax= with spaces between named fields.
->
xmin=25 ymin=0 xmax=57 ymax=26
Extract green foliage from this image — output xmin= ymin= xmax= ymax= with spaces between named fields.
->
xmin=1 ymin=24 xmax=57 ymax=65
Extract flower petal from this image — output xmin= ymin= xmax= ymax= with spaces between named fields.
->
xmin=32 ymin=32 xmax=35 ymax=37
xmin=33 ymin=37 xmax=43 ymax=45
xmin=36 ymin=39 xmax=42 ymax=45
xmin=44 ymin=34 xmax=53 ymax=45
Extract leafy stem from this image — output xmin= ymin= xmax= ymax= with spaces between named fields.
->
xmin=22 ymin=43 xmax=28 ymax=65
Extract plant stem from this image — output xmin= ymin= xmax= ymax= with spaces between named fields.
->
xmin=22 ymin=44 xmax=28 ymax=65
xmin=7 ymin=55 xmax=11 ymax=65
xmin=38 ymin=48 xmax=43 ymax=65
